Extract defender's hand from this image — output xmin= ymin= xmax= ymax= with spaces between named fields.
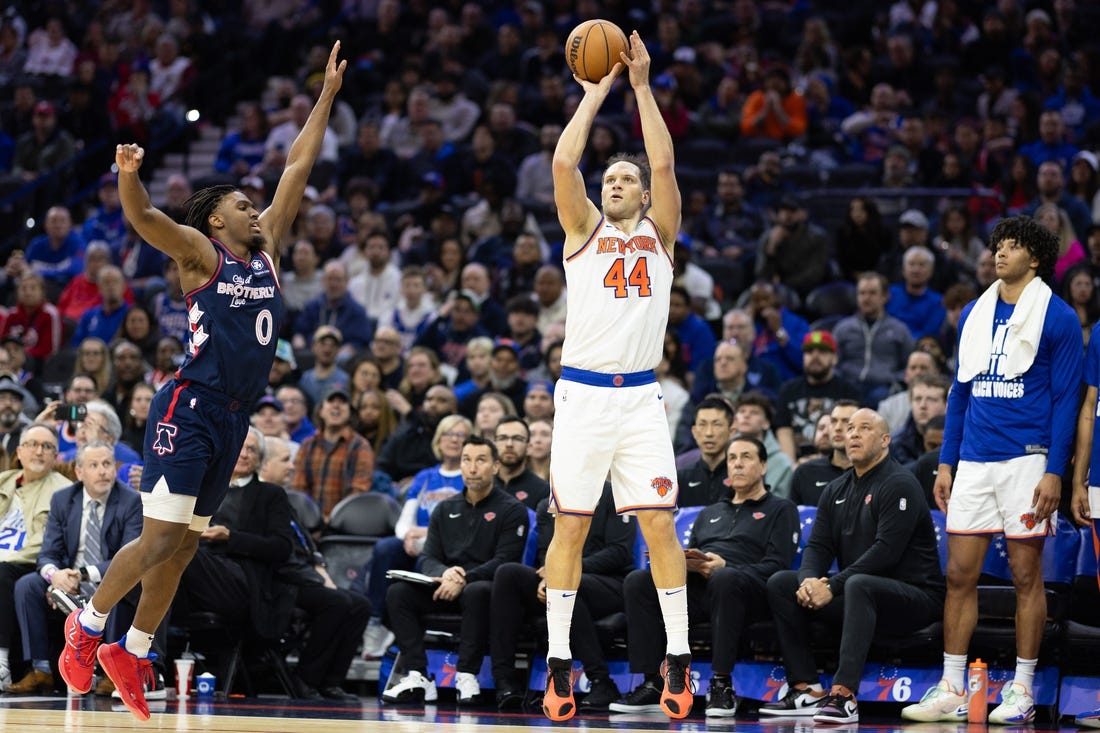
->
xmin=116 ymin=144 xmax=145 ymax=173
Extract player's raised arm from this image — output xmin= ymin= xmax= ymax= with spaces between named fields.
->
xmin=116 ymin=143 xmax=211 ymax=265
xmin=553 ymin=63 xmax=623 ymax=239
xmin=260 ymin=40 xmax=346 ymax=255
xmin=624 ymin=31 xmax=681 ymax=254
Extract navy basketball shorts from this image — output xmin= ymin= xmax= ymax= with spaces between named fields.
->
xmin=140 ymin=378 xmax=251 ymax=523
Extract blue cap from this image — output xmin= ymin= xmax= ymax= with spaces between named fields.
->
xmin=526 ymin=379 xmax=554 ymax=397
xmin=274 ymin=339 xmax=297 ymax=369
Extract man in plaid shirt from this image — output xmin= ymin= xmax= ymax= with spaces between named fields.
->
xmin=292 ymin=386 xmax=374 ymax=519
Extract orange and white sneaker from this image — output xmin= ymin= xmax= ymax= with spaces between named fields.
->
xmin=542 ymin=657 xmax=576 ymax=721
xmin=59 ymin=609 xmax=102 ymax=694
xmin=97 ymin=639 xmax=156 ymax=721
xmin=660 ymin=653 xmax=694 ymax=719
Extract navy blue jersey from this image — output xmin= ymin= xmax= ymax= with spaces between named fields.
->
xmin=177 ymin=239 xmax=283 ymax=402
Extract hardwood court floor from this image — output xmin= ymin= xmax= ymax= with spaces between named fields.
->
xmin=0 ymin=692 xmax=1088 ymax=733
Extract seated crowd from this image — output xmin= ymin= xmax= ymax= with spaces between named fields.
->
xmin=0 ymin=0 xmax=1097 ymax=724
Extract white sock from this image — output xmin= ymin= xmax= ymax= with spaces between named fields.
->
xmin=1012 ymin=657 xmax=1037 ymax=693
xmin=657 ymin=585 xmax=689 ymax=657
xmin=942 ymin=653 xmax=967 ymax=694
xmin=0 ymin=648 xmax=8 ymax=669
xmin=545 ymin=589 xmax=576 ymax=661
xmin=123 ymin=627 xmax=155 ymax=658
xmin=79 ymin=602 xmax=109 ymax=633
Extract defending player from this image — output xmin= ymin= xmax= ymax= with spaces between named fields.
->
xmin=541 ymin=30 xmax=691 ymax=721
xmin=902 ymin=216 xmax=1082 ymax=725
xmin=59 ymin=42 xmax=346 ymax=721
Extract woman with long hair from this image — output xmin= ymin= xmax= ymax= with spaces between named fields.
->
xmin=473 ymin=391 xmax=517 ymax=438
xmin=358 ymin=414 xmax=473 ymax=658
xmin=658 ymin=329 xmax=692 ymax=441
xmin=113 ymin=305 xmax=161 ymax=361
xmin=834 ymin=196 xmax=892 ymax=280
xmin=997 ymin=154 xmax=1037 ymax=217
xmin=527 ymin=417 xmax=552 ymax=481
xmin=348 ymin=355 xmax=383 ymax=408
xmin=1068 ymin=151 xmax=1100 ymax=222
xmin=388 ymin=346 xmax=445 ymax=420
xmin=1034 ymin=202 xmax=1086 ymax=284
xmin=120 ymin=381 xmax=156 ymax=452
xmin=1060 ymin=264 xmax=1100 ymax=347
xmin=933 ymin=204 xmax=985 ymax=274
xmin=354 ymin=386 xmax=398 ymax=454
xmin=73 ymin=338 xmax=112 ymax=396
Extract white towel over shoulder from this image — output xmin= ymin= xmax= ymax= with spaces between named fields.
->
xmin=956 ymin=278 xmax=1052 ymax=383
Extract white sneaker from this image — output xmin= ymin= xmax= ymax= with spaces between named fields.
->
xmin=989 ymin=683 xmax=1035 ymax=725
xmin=454 ymin=672 xmax=480 ymax=705
xmin=112 ymin=674 xmax=167 ymax=701
xmin=382 ymin=670 xmax=438 ymax=704
xmin=900 ymin=681 xmax=967 ymax=722
xmin=361 ymin=620 xmax=396 ymax=659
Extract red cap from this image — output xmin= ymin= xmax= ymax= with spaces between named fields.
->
xmin=33 ymin=100 xmax=56 ymax=116
xmin=801 ymin=330 xmax=837 ymax=352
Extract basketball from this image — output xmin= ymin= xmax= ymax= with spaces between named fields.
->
xmin=565 ymin=19 xmax=629 ymax=83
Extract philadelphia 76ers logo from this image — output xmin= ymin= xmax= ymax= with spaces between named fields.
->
xmin=152 ymin=422 xmax=179 ymax=456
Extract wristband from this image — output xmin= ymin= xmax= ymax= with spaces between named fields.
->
xmin=44 ymin=567 xmax=56 ymax=583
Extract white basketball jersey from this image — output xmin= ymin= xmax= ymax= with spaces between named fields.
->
xmin=560 ymin=216 xmax=673 ymax=373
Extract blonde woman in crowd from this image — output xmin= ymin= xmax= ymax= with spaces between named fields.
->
xmin=527 ymin=417 xmax=552 ymax=481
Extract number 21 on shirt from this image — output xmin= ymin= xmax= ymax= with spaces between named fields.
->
xmin=603 ymin=257 xmax=652 ymax=298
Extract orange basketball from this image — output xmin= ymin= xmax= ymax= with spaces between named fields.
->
xmin=564 ymin=19 xmax=629 ymax=83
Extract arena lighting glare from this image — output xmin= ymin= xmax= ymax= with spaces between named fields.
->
xmin=186 ymin=109 xmax=200 ymax=123
xmin=25 ymin=218 xmax=34 ymax=229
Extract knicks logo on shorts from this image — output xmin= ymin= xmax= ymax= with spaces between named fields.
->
xmin=152 ymin=421 xmax=179 ymax=456
xmin=1019 ymin=512 xmax=1037 ymax=530
xmin=651 ymin=476 xmax=674 ymax=497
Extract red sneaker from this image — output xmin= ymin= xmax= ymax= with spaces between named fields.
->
xmin=660 ymin=653 xmax=694 ymax=719
xmin=542 ymin=657 xmax=576 ymax=721
xmin=97 ymin=641 xmax=155 ymax=721
xmin=59 ymin=609 xmax=102 ymax=694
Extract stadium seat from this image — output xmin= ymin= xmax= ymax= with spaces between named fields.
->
xmin=318 ymin=492 xmax=401 ymax=590
xmin=803 ymin=281 xmax=856 ymax=323
xmin=930 ymin=509 xmax=948 ymax=573
xmin=285 ymin=489 xmax=323 ymax=534
xmin=523 ymin=507 xmax=538 ymax=567
xmin=792 ymin=505 xmax=816 ymax=570
xmin=1064 ymin=525 xmax=1100 ymax=674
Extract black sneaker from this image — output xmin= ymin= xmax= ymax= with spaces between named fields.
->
xmin=578 ymin=677 xmax=620 ymax=711
xmin=813 ymin=693 xmax=859 ymax=724
xmin=705 ymin=677 xmax=737 ymax=718
xmin=759 ymin=686 xmax=828 ymax=717
xmin=608 ymin=678 xmax=663 ymax=713
xmin=495 ymin=683 xmax=524 ymax=710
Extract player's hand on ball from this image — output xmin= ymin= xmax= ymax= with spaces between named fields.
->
xmin=116 ymin=144 xmax=144 ymax=172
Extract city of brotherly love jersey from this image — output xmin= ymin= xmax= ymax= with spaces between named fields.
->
xmin=560 ymin=216 xmax=673 ymax=374
xmin=177 ymin=239 xmax=283 ymax=402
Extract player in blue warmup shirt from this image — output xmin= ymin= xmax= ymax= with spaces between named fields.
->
xmin=58 ymin=43 xmax=346 ymax=721
xmin=1071 ymin=323 xmax=1100 ymax=730
xmin=902 ymin=216 xmax=1083 ymax=725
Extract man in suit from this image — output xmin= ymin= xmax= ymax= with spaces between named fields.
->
xmin=11 ymin=440 xmax=143 ymax=694
xmin=177 ymin=427 xmax=370 ymax=699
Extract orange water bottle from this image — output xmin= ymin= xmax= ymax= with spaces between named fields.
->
xmin=968 ymin=658 xmax=988 ymax=723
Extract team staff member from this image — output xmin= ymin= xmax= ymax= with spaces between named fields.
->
xmin=613 ymin=435 xmax=799 ymax=718
xmin=763 ymin=409 xmax=944 ymax=724
xmin=489 ymin=486 xmax=635 ymax=711
xmin=382 ymin=436 xmax=529 ymax=706
xmin=676 ymin=396 xmax=735 ymax=507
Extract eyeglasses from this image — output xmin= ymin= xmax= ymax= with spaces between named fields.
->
xmin=280 ymin=397 xmax=306 ymax=404
xmin=21 ymin=440 xmax=57 ymax=452
xmin=493 ymin=435 xmax=528 ymax=444
xmin=441 ymin=431 xmax=469 ymax=440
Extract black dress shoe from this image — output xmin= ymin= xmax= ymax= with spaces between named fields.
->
xmin=320 ymin=686 xmax=359 ymax=701
xmin=496 ymin=686 xmax=524 ymax=709
xmin=290 ymin=675 xmax=323 ymax=700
